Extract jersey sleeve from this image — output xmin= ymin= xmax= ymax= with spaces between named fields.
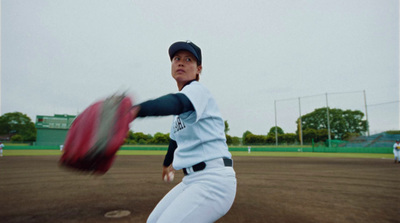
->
xmin=180 ymin=81 xmax=211 ymax=123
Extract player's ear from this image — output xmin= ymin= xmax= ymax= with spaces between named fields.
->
xmin=197 ymin=65 xmax=202 ymax=75
xmin=196 ymin=65 xmax=202 ymax=81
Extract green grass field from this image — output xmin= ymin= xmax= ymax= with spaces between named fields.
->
xmin=2 ymin=149 xmax=393 ymax=159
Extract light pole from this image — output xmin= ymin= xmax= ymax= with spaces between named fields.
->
xmin=325 ymin=93 xmax=332 ymax=148
xmin=274 ymin=100 xmax=278 ymax=146
xmin=363 ymin=90 xmax=370 ymax=136
xmin=298 ymin=97 xmax=303 ymax=146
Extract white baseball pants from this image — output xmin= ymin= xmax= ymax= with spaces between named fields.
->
xmin=147 ymin=165 xmax=236 ymax=223
xmin=394 ymin=149 xmax=400 ymax=161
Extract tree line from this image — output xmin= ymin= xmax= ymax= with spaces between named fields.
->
xmin=125 ymin=121 xmax=242 ymax=145
xmin=0 ymin=112 xmax=36 ymax=142
xmin=0 ymin=107 xmax=370 ymax=146
xmin=242 ymin=107 xmax=368 ymax=145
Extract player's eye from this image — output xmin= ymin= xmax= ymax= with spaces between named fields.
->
xmin=173 ymin=57 xmax=180 ymax=61
xmin=185 ymin=58 xmax=192 ymax=62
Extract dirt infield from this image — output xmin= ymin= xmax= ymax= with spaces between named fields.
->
xmin=1 ymin=155 xmax=399 ymax=223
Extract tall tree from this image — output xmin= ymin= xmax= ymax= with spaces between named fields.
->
xmin=0 ymin=112 xmax=36 ymax=141
xmin=299 ymin=107 xmax=367 ymax=139
xmin=267 ymin=126 xmax=284 ymax=136
xmin=242 ymin=130 xmax=252 ymax=141
xmin=224 ymin=120 xmax=230 ymax=134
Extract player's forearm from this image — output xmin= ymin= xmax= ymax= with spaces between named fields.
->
xmin=134 ymin=93 xmax=194 ymax=117
xmin=163 ymin=139 xmax=177 ymax=167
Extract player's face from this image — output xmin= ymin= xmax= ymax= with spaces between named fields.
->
xmin=171 ymin=51 xmax=202 ymax=89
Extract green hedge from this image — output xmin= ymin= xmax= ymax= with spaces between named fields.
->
xmin=120 ymin=145 xmax=168 ymax=151
xmin=3 ymin=145 xmax=392 ymax=154
xmin=231 ymin=146 xmax=392 ymax=153
xmin=4 ymin=145 xmax=59 ymax=150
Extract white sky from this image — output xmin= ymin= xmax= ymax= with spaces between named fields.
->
xmin=1 ymin=0 xmax=399 ymax=137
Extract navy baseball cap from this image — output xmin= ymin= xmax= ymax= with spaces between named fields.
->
xmin=168 ymin=41 xmax=202 ymax=65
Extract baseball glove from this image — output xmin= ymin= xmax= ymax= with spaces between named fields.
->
xmin=59 ymin=94 xmax=138 ymax=174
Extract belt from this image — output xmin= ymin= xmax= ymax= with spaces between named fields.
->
xmin=183 ymin=158 xmax=233 ymax=176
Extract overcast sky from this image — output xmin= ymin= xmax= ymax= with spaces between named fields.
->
xmin=1 ymin=0 xmax=399 ymax=137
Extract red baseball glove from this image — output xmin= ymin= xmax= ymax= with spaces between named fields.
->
xmin=59 ymin=94 xmax=138 ymax=174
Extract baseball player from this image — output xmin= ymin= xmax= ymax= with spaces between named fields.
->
xmin=0 ymin=141 xmax=4 ymax=157
xmin=132 ymin=41 xmax=237 ymax=223
xmin=393 ymin=139 xmax=400 ymax=163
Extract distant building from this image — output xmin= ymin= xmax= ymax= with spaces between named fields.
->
xmin=35 ymin=114 xmax=76 ymax=146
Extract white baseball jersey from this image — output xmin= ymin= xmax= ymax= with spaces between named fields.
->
xmin=393 ymin=142 xmax=400 ymax=161
xmin=393 ymin=142 xmax=400 ymax=150
xmin=169 ymin=81 xmax=231 ymax=170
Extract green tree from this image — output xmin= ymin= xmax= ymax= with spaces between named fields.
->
xmin=242 ymin=130 xmax=252 ymax=140
xmin=125 ymin=130 xmax=136 ymax=144
xmin=225 ymin=134 xmax=232 ymax=145
xmin=231 ymin=136 xmax=240 ymax=146
xmin=299 ymin=107 xmax=367 ymax=140
xmin=11 ymin=134 xmax=23 ymax=142
xmin=282 ymin=133 xmax=296 ymax=144
xmin=243 ymin=133 xmax=267 ymax=145
xmin=127 ymin=130 xmax=134 ymax=139
xmin=267 ymin=126 xmax=284 ymax=136
xmin=149 ymin=132 xmax=170 ymax=144
xmin=136 ymin=132 xmax=153 ymax=142
xmin=224 ymin=120 xmax=230 ymax=134
xmin=342 ymin=132 xmax=361 ymax=141
xmin=0 ymin=112 xmax=36 ymax=141
xmin=266 ymin=135 xmax=275 ymax=144
xmin=225 ymin=135 xmax=240 ymax=146
xmin=302 ymin=128 xmax=317 ymax=143
xmin=126 ymin=131 xmax=153 ymax=144
xmin=316 ymin=129 xmax=332 ymax=142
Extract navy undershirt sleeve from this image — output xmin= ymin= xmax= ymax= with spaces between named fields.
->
xmin=135 ymin=93 xmax=193 ymax=167
xmin=135 ymin=93 xmax=194 ymax=117
xmin=163 ymin=139 xmax=177 ymax=167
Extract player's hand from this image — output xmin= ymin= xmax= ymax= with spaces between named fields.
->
xmin=162 ymin=165 xmax=175 ymax=182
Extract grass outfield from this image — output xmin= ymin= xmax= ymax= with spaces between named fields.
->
xmin=2 ymin=149 xmax=393 ymax=159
